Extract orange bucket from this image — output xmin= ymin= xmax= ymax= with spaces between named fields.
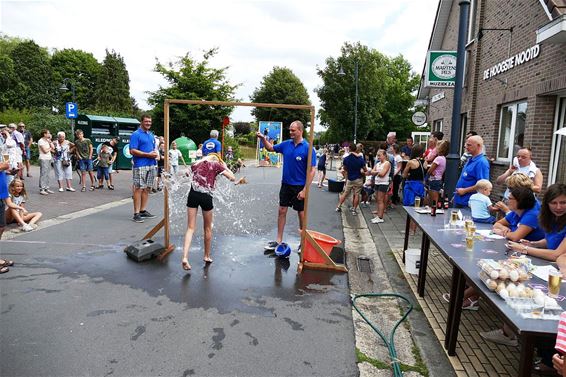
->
xmin=303 ymin=230 xmax=341 ymax=264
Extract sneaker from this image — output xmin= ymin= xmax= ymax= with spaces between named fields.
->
xmin=132 ymin=213 xmax=144 ymax=223
xmin=462 ymin=298 xmax=479 ymax=311
xmin=46 ymin=189 xmax=54 ymax=194
xmin=479 ymin=329 xmax=518 ymax=346
xmin=40 ymin=190 xmax=48 ymax=195
xmin=335 ymin=207 xmax=342 ymax=212
xmin=139 ymin=210 xmax=156 ymax=219
xmin=22 ymin=224 xmax=34 ymax=232
xmin=371 ymin=217 xmax=384 ymax=224
xmin=442 ymin=293 xmax=451 ymax=303
xmin=264 ymin=241 xmax=278 ymax=251
xmin=351 ymin=210 xmax=358 ymax=216
xmin=58 ymin=187 xmax=64 ymax=192
xmin=66 ymin=187 xmax=75 ymax=192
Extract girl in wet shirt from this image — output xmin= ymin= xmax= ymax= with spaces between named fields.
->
xmin=181 ymin=153 xmax=244 ymax=271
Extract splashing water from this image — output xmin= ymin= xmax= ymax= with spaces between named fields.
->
xmin=162 ymin=165 xmax=278 ymax=239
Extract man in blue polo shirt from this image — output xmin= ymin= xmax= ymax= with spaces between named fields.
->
xmin=454 ymin=135 xmax=490 ymax=207
xmin=257 ymin=120 xmax=316 ymax=250
xmin=202 ymin=130 xmax=222 ymax=156
xmin=129 ymin=114 xmax=158 ymax=223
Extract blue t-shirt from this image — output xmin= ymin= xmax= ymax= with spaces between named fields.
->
xmin=129 ymin=128 xmax=157 ymax=168
xmin=454 ymin=154 xmax=490 ymax=206
xmin=343 ymin=154 xmax=366 ymax=181
xmin=504 ymin=205 xmax=545 ymax=241
xmin=202 ymin=138 xmax=221 ymax=156
xmin=273 ymin=139 xmax=317 ymax=186
xmin=546 ymin=225 xmax=566 ymax=250
xmin=0 ymin=171 xmax=8 ymax=199
xmin=401 ymin=145 xmax=412 ymax=157
xmin=469 ymin=192 xmax=492 ymax=219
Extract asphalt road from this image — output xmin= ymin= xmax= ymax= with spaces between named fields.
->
xmin=0 ymin=163 xmax=356 ymax=377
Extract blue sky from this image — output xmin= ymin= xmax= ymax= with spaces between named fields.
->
xmin=1 ymin=0 xmax=438 ymax=127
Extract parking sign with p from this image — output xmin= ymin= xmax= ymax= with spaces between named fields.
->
xmin=65 ymin=102 xmax=78 ymax=119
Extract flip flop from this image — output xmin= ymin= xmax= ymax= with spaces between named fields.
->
xmin=81 ymin=187 xmax=86 ymax=192
xmin=203 ymin=257 xmax=213 ymax=263
xmin=0 ymin=259 xmax=14 ymax=267
xmin=182 ymin=260 xmax=191 ymax=271
xmin=0 ymin=266 xmax=9 ymax=274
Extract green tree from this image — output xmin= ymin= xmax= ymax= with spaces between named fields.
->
xmin=94 ymin=49 xmax=132 ymax=113
xmin=316 ymin=42 xmax=419 ymax=142
xmin=8 ymin=40 xmax=55 ymax=109
xmin=233 ymin=121 xmax=252 ymax=135
xmin=0 ymin=54 xmax=18 ymax=110
xmin=51 ymin=48 xmax=102 ymax=112
xmin=147 ymin=48 xmax=238 ymax=142
xmin=250 ymin=67 xmax=310 ymax=140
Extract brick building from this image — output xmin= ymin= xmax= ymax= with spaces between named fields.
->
xmin=417 ymin=0 xmax=566 ymax=195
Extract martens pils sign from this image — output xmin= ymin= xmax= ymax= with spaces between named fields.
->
xmin=425 ymin=51 xmax=457 ymax=88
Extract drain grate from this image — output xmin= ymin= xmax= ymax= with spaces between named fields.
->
xmin=356 ymin=256 xmax=373 ymax=273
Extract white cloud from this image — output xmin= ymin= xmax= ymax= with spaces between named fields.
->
xmin=1 ymin=0 xmax=437 ymax=128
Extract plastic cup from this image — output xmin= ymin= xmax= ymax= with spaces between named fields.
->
xmin=548 ymin=270 xmax=561 ymax=298
xmin=414 ymin=197 xmax=421 ymax=208
xmin=465 ymin=236 xmax=474 ymax=251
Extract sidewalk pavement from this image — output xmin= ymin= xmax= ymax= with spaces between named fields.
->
xmin=353 ymin=202 xmax=523 ymax=376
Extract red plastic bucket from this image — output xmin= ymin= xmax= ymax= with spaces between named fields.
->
xmin=303 ymin=230 xmax=341 ymax=264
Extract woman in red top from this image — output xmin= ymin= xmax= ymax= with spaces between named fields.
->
xmin=181 ymin=153 xmax=243 ymax=270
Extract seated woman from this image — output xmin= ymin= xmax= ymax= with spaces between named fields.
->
xmin=5 ymin=178 xmax=42 ymax=232
xmin=494 ymin=172 xmax=534 ymax=215
xmin=492 ymin=186 xmax=545 ymax=242
xmin=503 ymin=184 xmax=566 ymax=372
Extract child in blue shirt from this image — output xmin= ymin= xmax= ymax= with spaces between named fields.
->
xmin=469 ymin=179 xmax=497 ymax=223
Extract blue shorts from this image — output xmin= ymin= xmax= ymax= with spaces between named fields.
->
xmin=23 ymin=147 xmax=31 ymax=161
xmin=427 ymin=179 xmax=443 ymax=192
xmin=403 ymin=180 xmax=425 ymax=206
xmin=97 ymin=166 xmax=110 ymax=180
xmin=78 ymin=159 xmax=93 ymax=172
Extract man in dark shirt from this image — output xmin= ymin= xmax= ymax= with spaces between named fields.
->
xmin=335 ymin=143 xmax=366 ymax=215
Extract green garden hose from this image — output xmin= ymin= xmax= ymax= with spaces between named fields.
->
xmin=351 ymin=293 xmax=413 ymax=377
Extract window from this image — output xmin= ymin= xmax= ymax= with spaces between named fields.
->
xmin=496 ymin=101 xmax=527 ymax=161
xmin=412 ymin=132 xmax=430 ymax=147
xmin=550 ymin=97 xmax=566 ymax=185
xmin=432 ymin=119 xmax=443 ymax=133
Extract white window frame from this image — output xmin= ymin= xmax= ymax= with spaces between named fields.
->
xmin=496 ymin=100 xmax=528 ymax=162
xmin=432 ymin=119 xmax=443 ymax=133
xmin=467 ymin=0 xmax=478 ymax=43
xmin=549 ymin=96 xmax=566 ymax=185
xmin=411 ymin=132 xmax=430 ymax=148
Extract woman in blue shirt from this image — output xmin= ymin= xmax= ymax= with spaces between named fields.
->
xmin=492 ymin=186 xmax=545 ymax=242
xmin=508 ymin=183 xmax=566 ymax=261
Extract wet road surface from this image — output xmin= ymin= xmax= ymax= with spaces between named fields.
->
xmin=0 ymin=166 xmax=356 ymax=376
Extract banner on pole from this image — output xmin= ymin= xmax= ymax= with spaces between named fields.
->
xmin=257 ymin=121 xmax=283 ymax=167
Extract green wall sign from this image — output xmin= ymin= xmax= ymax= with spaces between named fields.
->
xmin=425 ymin=51 xmax=457 ymax=88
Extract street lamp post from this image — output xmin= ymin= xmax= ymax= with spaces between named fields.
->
xmin=339 ymin=60 xmax=359 ymax=145
xmin=59 ymin=78 xmax=76 ymax=136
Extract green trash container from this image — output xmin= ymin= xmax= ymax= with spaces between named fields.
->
xmin=115 ymin=117 xmax=141 ymax=170
xmin=174 ymin=137 xmax=198 ymax=165
xmin=76 ymin=114 xmax=118 ymax=161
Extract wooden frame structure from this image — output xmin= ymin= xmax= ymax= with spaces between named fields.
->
xmin=145 ymin=99 xmax=345 ymax=273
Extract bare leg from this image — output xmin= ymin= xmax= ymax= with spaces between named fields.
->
xmin=352 ymin=191 xmax=360 ymax=210
xmin=22 ymin=212 xmax=42 ymax=226
xmin=202 ymin=209 xmax=213 ymax=262
xmin=140 ymin=188 xmax=150 ymax=212
xmin=297 ymin=210 xmax=305 ymax=235
xmin=89 ymin=171 xmax=96 ymax=187
xmin=133 ymin=188 xmax=143 ymax=213
xmin=66 ymin=179 xmax=73 ymax=189
xmin=81 ymin=171 xmax=87 ymax=189
xmin=7 ymin=209 xmax=26 ymax=226
xmin=377 ymin=191 xmax=385 ymax=219
xmin=181 ymin=207 xmax=198 ymax=270
xmin=58 ymin=180 xmax=63 ymax=190
xmin=276 ymin=206 xmax=288 ymax=244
